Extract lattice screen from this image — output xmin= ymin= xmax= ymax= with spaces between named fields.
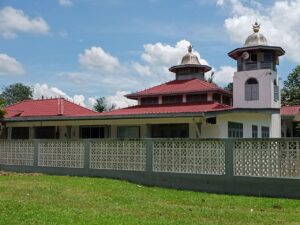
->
xmin=234 ymin=140 xmax=300 ymax=178
xmin=90 ymin=140 xmax=146 ymax=171
xmin=153 ymin=140 xmax=225 ymax=175
xmin=0 ymin=141 xmax=34 ymax=166
xmin=38 ymin=141 xmax=84 ymax=168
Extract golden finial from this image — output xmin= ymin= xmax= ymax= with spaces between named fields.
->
xmin=253 ymin=21 xmax=260 ymax=33
xmin=188 ymin=45 xmax=192 ymax=53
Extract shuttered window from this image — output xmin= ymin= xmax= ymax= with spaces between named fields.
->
xmin=245 ymin=78 xmax=259 ymax=101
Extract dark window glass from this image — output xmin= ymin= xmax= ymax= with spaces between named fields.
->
xmin=151 ymin=124 xmax=189 ymax=138
xmin=186 ymin=94 xmax=207 ymax=103
xmin=12 ymin=127 xmax=29 ymax=139
xmin=141 ymin=97 xmax=159 ymax=105
xmin=250 ymin=53 xmax=257 ymax=61
xmin=35 ymin=127 xmax=56 ymax=139
xmin=213 ymin=93 xmax=221 ymax=103
xmin=264 ymin=52 xmax=273 ymax=61
xmin=80 ymin=126 xmax=105 ymax=139
xmin=252 ymin=125 xmax=258 ymax=138
xmin=222 ymin=96 xmax=231 ymax=105
xmin=262 ymin=126 xmax=270 ymax=138
xmin=162 ymin=95 xmax=182 ymax=104
xmin=228 ymin=122 xmax=243 ymax=138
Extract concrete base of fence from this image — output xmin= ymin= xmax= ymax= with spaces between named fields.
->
xmin=1 ymin=165 xmax=300 ymax=199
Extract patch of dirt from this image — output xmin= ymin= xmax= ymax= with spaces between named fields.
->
xmin=0 ymin=171 xmax=42 ymax=176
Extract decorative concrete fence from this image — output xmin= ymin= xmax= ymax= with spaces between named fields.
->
xmin=1 ymin=139 xmax=300 ymax=198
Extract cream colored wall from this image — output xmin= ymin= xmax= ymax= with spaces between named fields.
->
xmin=201 ymin=113 xmax=277 ymax=138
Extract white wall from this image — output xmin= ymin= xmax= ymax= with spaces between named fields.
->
xmin=201 ymin=112 xmax=278 ymax=138
xmin=233 ymin=69 xmax=280 ymax=109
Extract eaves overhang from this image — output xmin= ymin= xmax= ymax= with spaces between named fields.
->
xmin=228 ymin=45 xmax=285 ymax=60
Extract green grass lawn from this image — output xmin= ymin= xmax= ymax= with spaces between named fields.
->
xmin=0 ymin=172 xmax=300 ymax=225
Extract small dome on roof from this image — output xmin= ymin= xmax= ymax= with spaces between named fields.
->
xmin=244 ymin=22 xmax=268 ymax=47
xmin=181 ymin=45 xmax=201 ymax=65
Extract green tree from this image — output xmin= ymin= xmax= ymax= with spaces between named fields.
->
xmin=0 ymin=98 xmax=6 ymax=119
xmin=281 ymin=65 xmax=300 ymax=105
xmin=224 ymin=82 xmax=233 ymax=93
xmin=93 ymin=97 xmax=116 ymax=112
xmin=0 ymin=83 xmax=33 ymax=106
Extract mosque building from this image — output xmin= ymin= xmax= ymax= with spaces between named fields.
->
xmin=1 ymin=23 xmax=298 ymax=139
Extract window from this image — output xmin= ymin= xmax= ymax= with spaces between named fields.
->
xmin=274 ymin=80 xmax=279 ymax=102
xmin=245 ymin=78 xmax=259 ymax=101
xmin=12 ymin=127 xmax=29 ymax=139
xmin=222 ymin=96 xmax=232 ymax=106
xmin=228 ymin=122 xmax=243 ymax=138
xmin=262 ymin=126 xmax=270 ymax=138
xmin=252 ymin=125 xmax=258 ymax=138
xmin=186 ymin=94 xmax=207 ymax=103
xmin=162 ymin=95 xmax=182 ymax=104
xmin=151 ymin=124 xmax=189 ymax=138
xmin=250 ymin=53 xmax=257 ymax=62
xmin=117 ymin=126 xmax=140 ymax=139
xmin=80 ymin=126 xmax=105 ymax=139
xmin=213 ymin=93 xmax=221 ymax=103
xmin=141 ymin=97 xmax=158 ymax=105
xmin=264 ymin=52 xmax=273 ymax=61
xmin=35 ymin=126 xmax=56 ymax=139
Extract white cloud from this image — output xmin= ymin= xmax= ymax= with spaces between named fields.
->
xmin=33 ymin=83 xmax=86 ymax=107
xmin=212 ymin=66 xmax=236 ymax=87
xmin=0 ymin=6 xmax=49 ymax=39
xmin=105 ymin=91 xmax=137 ymax=109
xmin=79 ymin=47 xmax=120 ymax=72
xmin=59 ymin=0 xmax=73 ymax=6
xmin=219 ymin=0 xmax=300 ymax=63
xmin=0 ymin=53 xmax=25 ymax=75
xmin=88 ymin=91 xmax=137 ymax=110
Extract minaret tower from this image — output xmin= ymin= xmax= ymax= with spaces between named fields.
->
xmin=228 ymin=22 xmax=285 ymax=109
xmin=169 ymin=45 xmax=211 ymax=80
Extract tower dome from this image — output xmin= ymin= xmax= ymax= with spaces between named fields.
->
xmin=169 ymin=45 xmax=211 ymax=80
xmin=244 ymin=22 xmax=268 ymax=47
xmin=181 ymin=45 xmax=201 ymax=65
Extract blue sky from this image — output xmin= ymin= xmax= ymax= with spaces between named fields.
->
xmin=0 ymin=0 xmax=299 ymax=108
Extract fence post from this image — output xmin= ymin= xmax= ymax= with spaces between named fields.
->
xmin=225 ymin=139 xmax=234 ymax=176
xmin=146 ymin=139 xmax=153 ymax=172
xmin=84 ymin=140 xmax=91 ymax=170
xmin=33 ymin=140 xmax=39 ymax=167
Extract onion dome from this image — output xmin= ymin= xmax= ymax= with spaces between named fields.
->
xmin=181 ymin=45 xmax=201 ymax=64
xmin=169 ymin=45 xmax=211 ymax=74
xmin=244 ymin=22 xmax=268 ymax=47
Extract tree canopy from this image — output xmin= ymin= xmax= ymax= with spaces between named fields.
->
xmin=224 ymin=82 xmax=233 ymax=93
xmin=281 ymin=65 xmax=300 ymax=105
xmin=93 ymin=97 xmax=116 ymax=112
xmin=0 ymin=98 xmax=6 ymax=119
xmin=0 ymin=83 xmax=33 ymax=106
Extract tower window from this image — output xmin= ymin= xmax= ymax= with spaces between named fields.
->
xmin=274 ymin=80 xmax=279 ymax=102
xmin=245 ymin=78 xmax=259 ymax=101
xmin=250 ymin=53 xmax=257 ymax=62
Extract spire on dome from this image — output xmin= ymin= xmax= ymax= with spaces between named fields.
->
xmin=188 ymin=45 xmax=192 ymax=53
xmin=252 ymin=21 xmax=260 ymax=33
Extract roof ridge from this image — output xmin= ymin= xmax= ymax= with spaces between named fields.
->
xmin=126 ymin=79 xmax=175 ymax=97
xmin=61 ymin=98 xmax=98 ymax=113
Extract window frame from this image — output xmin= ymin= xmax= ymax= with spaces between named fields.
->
xmin=228 ymin=122 xmax=243 ymax=138
xmin=245 ymin=78 xmax=259 ymax=101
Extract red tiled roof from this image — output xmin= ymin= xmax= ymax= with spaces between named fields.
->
xmin=126 ymin=79 xmax=231 ymax=98
xmin=4 ymin=98 xmax=99 ymax=118
xmin=280 ymin=105 xmax=300 ymax=116
xmin=101 ymin=102 xmax=232 ymax=116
